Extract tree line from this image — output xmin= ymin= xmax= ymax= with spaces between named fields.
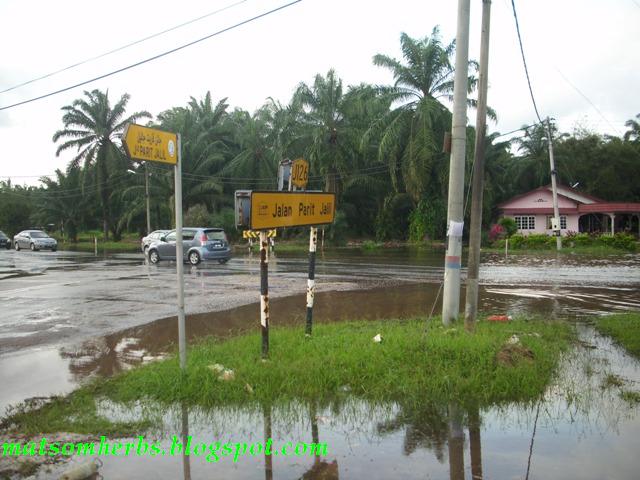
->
xmin=1 ymin=28 xmax=639 ymax=243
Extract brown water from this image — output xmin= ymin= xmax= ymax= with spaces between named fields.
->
xmin=21 ymin=326 xmax=640 ymax=480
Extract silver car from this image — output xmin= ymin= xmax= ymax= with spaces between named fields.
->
xmin=140 ymin=229 xmax=170 ymax=253
xmin=13 ymin=230 xmax=57 ymax=251
xmin=147 ymin=227 xmax=231 ymax=266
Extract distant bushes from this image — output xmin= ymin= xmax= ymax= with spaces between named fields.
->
xmin=491 ymin=232 xmax=637 ymax=251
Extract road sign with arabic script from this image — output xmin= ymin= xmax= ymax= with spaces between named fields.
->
xmin=123 ymin=124 xmax=178 ymax=165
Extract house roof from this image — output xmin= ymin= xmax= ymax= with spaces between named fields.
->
xmin=497 ymin=184 xmax=604 ymax=209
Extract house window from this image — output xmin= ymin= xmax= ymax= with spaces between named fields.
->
xmin=515 ymin=216 xmax=535 ymax=230
xmin=546 ymin=215 xmax=567 ymax=230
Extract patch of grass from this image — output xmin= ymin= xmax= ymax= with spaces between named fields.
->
xmin=1 ymin=389 xmax=154 ymax=436
xmin=601 ymin=373 xmax=625 ymax=390
xmin=620 ymin=390 xmax=640 ymax=404
xmin=2 ymin=318 xmax=573 ymax=435
xmin=595 ymin=312 xmax=640 ymax=358
xmin=361 ymin=240 xmax=383 ymax=251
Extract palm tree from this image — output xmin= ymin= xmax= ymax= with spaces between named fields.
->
xmin=624 ymin=113 xmax=640 ymax=143
xmin=222 ymin=107 xmax=279 ymax=189
xmin=155 ymin=92 xmax=229 ymax=217
xmin=52 ymin=89 xmax=150 ymax=239
xmin=293 ymin=69 xmax=360 ymax=195
xmin=511 ymin=121 xmax=567 ymax=192
xmin=36 ymin=166 xmax=85 ymax=242
xmin=368 ymin=27 xmax=489 ymax=202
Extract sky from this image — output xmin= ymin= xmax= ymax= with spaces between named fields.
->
xmin=0 ymin=0 xmax=638 ymax=185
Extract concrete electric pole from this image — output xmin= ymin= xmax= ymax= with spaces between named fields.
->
xmin=464 ymin=0 xmax=492 ymax=329
xmin=546 ymin=117 xmax=562 ymax=250
xmin=442 ymin=0 xmax=471 ymax=326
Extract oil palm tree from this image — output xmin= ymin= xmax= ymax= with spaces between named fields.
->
xmin=36 ymin=166 xmax=85 ymax=242
xmin=52 ymin=89 xmax=150 ymax=239
xmin=293 ymin=69 xmax=360 ymax=195
xmin=368 ymin=27 xmax=491 ymax=201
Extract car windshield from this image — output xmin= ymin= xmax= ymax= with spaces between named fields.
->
xmin=204 ymin=230 xmax=226 ymax=241
xmin=30 ymin=231 xmax=49 ymax=238
xmin=0 ymin=231 xmax=6 ymax=239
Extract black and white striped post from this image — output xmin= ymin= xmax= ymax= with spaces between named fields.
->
xmin=305 ymin=227 xmax=318 ymax=336
xmin=260 ymin=230 xmax=270 ymax=358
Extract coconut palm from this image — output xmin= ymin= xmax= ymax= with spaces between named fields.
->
xmin=52 ymin=89 xmax=150 ymax=239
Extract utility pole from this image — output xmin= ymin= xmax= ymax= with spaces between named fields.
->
xmin=175 ymin=134 xmax=186 ymax=370
xmin=145 ymin=163 xmax=151 ymax=234
xmin=442 ymin=0 xmax=471 ymax=326
xmin=546 ymin=117 xmax=562 ymax=250
xmin=464 ymin=0 xmax=492 ymax=330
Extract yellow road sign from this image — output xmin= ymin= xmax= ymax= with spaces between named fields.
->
xmin=250 ymin=191 xmax=335 ymax=230
xmin=291 ymin=158 xmax=309 ymax=189
xmin=123 ymin=124 xmax=178 ymax=165
xmin=243 ymin=229 xmax=276 ymax=239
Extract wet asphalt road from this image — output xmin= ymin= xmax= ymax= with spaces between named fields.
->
xmin=2 ymin=248 xmax=640 ymax=355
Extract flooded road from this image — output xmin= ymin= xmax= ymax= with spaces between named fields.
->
xmin=1 ymin=248 xmax=639 ymax=408
xmin=1 ymin=248 xmax=638 ymax=354
xmin=1 ymin=247 xmax=640 ymax=478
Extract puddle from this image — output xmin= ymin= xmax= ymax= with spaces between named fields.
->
xmin=19 ymin=325 xmax=640 ymax=480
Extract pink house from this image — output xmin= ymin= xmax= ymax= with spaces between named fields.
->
xmin=497 ymin=185 xmax=640 ymax=236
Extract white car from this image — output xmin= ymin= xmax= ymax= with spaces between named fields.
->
xmin=141 ymin=230 xmax=170 ymax=254
xmin=13 ymin=230 xmax=57 ymax=251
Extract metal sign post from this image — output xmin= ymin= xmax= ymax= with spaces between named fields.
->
xmin=175 ymin=134 xmax=186 ymax=370
xmin=260 ymin=230 xmax=270 ymax=359
xmin=235 ymin=186 xmax=335 ymax=355
xmin=123 ymin=124 xmax=186 ymax=370
xmin=305 ymin=227 xmax=318 ymax=336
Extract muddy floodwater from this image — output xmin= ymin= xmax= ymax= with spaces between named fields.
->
xmin=1 ymin=248 xmax=640 ymax=479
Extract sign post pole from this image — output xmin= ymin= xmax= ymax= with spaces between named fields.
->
xmin=175 ymin=133 xmax=186 ymax=370
xmin=122 ymin=123 xmax=184 ymax=369
xmin=260 ymin=230 xmax=270 ymax=359
xmin=305 ymin=226 xmax=318 ymax=336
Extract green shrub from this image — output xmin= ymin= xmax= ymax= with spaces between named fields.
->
xmin=408 ymin=197 xmax=446 ymax=242
xmin=184 ymin=204 xmax=210 ymax=227
xmin=566 ymin=232 xmax=592 ymax=247
xmin=498 ymin=217 xmax=518 ymax=238
xmin=525 ymin=233 xmax=553 ymax=249
xmin=376 ymin=193 xmax=414 ymax=241
xmin=599 ymin=233 xmax=637 ymax=251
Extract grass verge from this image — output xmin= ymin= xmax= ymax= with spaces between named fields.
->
xmin=595 ymin=312 xmax=640 ymax=359
xmin=2 ymin=318 xmax=573 ymax=435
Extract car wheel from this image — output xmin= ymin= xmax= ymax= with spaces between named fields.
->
xmin=148 ymin=249 xmax=160 ymax=264
xmin=15 ymin=242 xmax=20 ymax=251
xmin=52 ymin=248 xmax=57 ymax=252
xmin=188 ymin=251 xmax=201 ymax=266
xmin=218 ymin=258 xmax=229 ymax=264
xmin=5 ymin=244 xmax=10 ymax=250
xmin=30 ymin=243 xmax=37 ymax=251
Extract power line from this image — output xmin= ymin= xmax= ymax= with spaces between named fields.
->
xmin=510 ymin=0 xmax=543 ymax=124
xmin=554 ymin=67 xmax=622 ymax=136
xmin=493 ymin=123 xmax=538 ymax=139
xmin=0 ymin=0 xmax=303 ymax=111
xmin=0 ymin=0 xmax=249 ymax=96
